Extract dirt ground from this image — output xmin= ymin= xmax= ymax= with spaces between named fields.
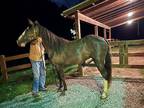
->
xmin=83 ymin=66 xmax=144 ymax=79
xmin=124 ymin=80 xmax=144 ymax=108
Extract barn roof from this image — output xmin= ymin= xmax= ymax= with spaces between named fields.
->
xmin=61 ymin=0 xmax=144 ymax=28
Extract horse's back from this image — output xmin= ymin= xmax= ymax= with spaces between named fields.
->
xmin=83 ymin=35 xmax=105 ymax=42
xmin=82 ymin=35 xmax=108 ymax=47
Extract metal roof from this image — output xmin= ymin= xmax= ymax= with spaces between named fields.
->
xmin=61 ymin=0 xmax=144 ymax=28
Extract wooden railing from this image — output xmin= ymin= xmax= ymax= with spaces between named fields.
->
xmin=84 ymin=39 xmax=144 ymax=69
xmin=0 ymin=54 xmax=31 ymax=81
xmin=111 ymin=39 xmax=144 ymax=68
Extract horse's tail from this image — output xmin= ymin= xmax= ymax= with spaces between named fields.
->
xmin=105 ymin=46 xmax=112 ymax=88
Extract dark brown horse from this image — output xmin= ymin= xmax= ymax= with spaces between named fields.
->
xmin=17 ymin=20 xmax=112 ymax=99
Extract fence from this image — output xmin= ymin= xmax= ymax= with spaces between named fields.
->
xmin=0 ymin=39 xmax=144 ymax=81
xmin=0 ymin=54 xmax=31 ymax=81
xmin=84 ymin=39 xmax=144 ymax=68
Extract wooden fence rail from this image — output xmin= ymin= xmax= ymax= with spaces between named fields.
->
xmin=0 ymin=54 xmax=31 ymax=81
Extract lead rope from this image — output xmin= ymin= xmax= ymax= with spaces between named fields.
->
xmin=40 ymin=43 xmax=46 ymax=70
xmin=40 ymin=42 xmax=59 ymax=87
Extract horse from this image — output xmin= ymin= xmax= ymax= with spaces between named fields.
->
xmin=17 ymin=20 xmax=112 ymax=99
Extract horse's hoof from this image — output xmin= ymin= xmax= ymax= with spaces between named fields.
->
xmin=64 ymin=88 xmax=67 ymax=91
xmin=101 ymin=92 xmax=108 ymax=99
xmin=60 ymin=91 xmax=65 ymax=96
xmin=57 ymin=89 xmax=62 ymax=92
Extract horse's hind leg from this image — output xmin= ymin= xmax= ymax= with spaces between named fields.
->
xmin=94 ymin=60 xmax=109 ymax=99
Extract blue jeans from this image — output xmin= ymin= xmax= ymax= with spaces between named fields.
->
xmin=31 ymin=60 xmax=46 ymax=93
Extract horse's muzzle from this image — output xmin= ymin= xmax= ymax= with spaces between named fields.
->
xmin=16 ymin=40 xmax=25 ymax=47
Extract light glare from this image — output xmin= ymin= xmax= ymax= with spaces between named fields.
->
xmin=127 ymin=20 xmax=133 ymax=24
xmin=128 ymin=12 xmax=134 ymax=17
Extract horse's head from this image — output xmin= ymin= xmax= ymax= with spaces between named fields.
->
xmin=17 ymin=19 xmax=40 ymax=47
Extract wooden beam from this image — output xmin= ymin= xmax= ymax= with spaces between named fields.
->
xmin=6 ymin=53 xmax=29 ymax=61
xmin=82 ymin=0 xmax=118 ymax=14
xmin=104 ymin=7 xmax=144 ymax=24
xmin=77 ymin=12 xmax=110 ymax=29
xmin=95 ymin=1 xmax=144 ymax=22
xmin=85 ymin=0 xmax=127 ymax=17
xmin=86 ymin=0 xmax=140 ymax=18
xmin=8 ymin=63 xmax=31 ymax=72
xmin=61 ymin=0 xmax=97 ymax=17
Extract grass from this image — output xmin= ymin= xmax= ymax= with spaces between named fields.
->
xmin=0 ymin=64 xmax=78 ymax=103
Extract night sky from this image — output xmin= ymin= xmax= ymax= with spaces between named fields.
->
xmin=1 ymin=0 xmax=144 ymax=56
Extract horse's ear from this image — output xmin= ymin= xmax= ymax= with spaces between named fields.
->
xmin=28 ymin=19 xmax=34 ymax=25
xmin=35 ymin=20 xmax=39 ymax=25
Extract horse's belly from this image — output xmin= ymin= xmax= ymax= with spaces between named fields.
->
xmin=51 ymin=54 xmax=84 ymax=65
xmin=51 ymin=48 xmax=90 ymax=65
xmin=51 ymin=55 xmax=64 ymax=64
xmin=65 ymin=57 xmax=82 ymax=64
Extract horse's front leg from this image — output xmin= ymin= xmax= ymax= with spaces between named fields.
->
xmin=59 ymin=69 xmax=67 ymax=96
xmin=55 ymin=65 xmax=67 ymax=96
xmin=61 ymin=70 xmax=67 ymax=91
xmin=57 ymin=72 xmax=63 ymax=92
xmin=53 ymin=65 xmax=63 ymax=92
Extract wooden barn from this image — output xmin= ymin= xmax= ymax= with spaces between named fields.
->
xmin=61 ymin=0 xmax=144 ymax=40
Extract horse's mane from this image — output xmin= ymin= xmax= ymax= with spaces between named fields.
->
xmin=39 ymin=24 xmax=69 ymax=52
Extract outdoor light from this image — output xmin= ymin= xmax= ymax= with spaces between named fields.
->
xmin=127 ymin=20 xmax=133 ymax=24
xmin=128 ymin=12 xmax=134 ymax=17
xmin=126 ymin=0 xmax=133 ymax=2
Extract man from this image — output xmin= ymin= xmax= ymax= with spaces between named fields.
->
xmin=29 ymin=37 xmax=47 ymax=97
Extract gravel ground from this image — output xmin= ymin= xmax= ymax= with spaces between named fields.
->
xmin=0 ymin=77 xmax=124 ymax=108
xmin=0 ymin=77 xmax=143 ymax=108
xmin=67 ymin=77 xmax=144 ymax=108
xmin=60 ymin=77 xmax=144 ymax=108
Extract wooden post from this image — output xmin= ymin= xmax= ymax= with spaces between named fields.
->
xmin=119 ymin=42 xmax=125 ymax=66
xmin=124 ymin=41 xmax=128 ymax=65
xmin=94 ymin=26 xmax=98 ymax=37
xmin=109 ymin=29 xmax=111 ymax=40
xmin=104 ymin=28 xmax=107 ymax=39
xmin=0 ymin=55 xmax=8 ymax=81
xmin=75 ymin=11 xmax=83 ymax=76
xmin=119 ymin=41 xmax=128 ymax=67
xmin=75 ymin=10 xmax=81 ymax=39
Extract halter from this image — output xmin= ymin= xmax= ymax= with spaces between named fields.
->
xmin=33 ymin=27 xmax=37 ymax=37
xmin=29 ymin=25 xmax=40 ymax=42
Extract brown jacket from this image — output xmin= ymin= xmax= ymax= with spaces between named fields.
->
xmin=29 ymin=38 xmax=45 ymax=61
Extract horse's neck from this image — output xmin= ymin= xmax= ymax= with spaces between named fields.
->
xmin=40 ymin=28 xmax=68 ymax=58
